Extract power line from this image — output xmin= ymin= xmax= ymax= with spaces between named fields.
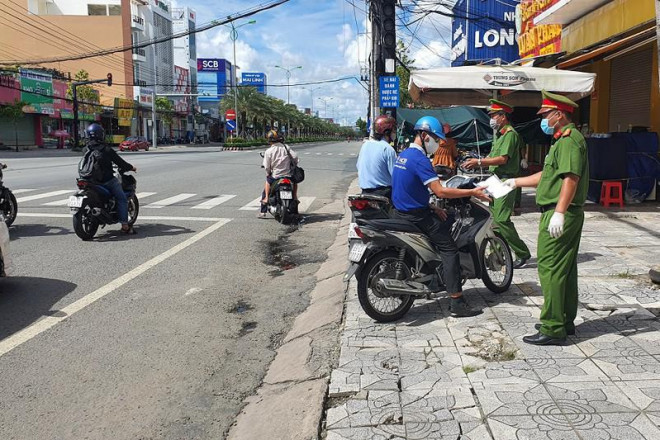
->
xmin=0 ymin=1 xmax=289 ymax=66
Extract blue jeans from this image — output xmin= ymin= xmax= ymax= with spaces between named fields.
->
xmin=103 ymin=177 xmax=128 ymax=224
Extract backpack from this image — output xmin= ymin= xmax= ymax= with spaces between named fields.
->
xmin=78 ymin=146 xmax=105 ymax=182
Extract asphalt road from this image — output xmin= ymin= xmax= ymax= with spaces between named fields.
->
xmin=0 ymin=141 xmax=360 ymax=440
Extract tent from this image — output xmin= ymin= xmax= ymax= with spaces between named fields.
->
xmin=409 ymin=65 xmax=596 ymax=107
xmin=396 ymin=107 xmax=492 ymax=150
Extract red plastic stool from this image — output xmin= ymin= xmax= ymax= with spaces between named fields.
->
xmin=600 ymin=181 xmax=624 ymax=208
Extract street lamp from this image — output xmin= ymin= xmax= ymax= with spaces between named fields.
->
xmin=227 ymin=19 xmax=256 ymax=137
xmin=301 ymin=86 xmax=322 ymax=115
xmin=274 ymin=65 xmax=302 ymax=104
xmin=317 ymin=97 xmax=333 ymax=118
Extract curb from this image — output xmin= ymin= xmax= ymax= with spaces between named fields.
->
xmin=226 ymin=187 xmax=355 ymax=440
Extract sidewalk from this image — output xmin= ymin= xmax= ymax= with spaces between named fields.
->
xmin=323 ymin=190 xmax=660 ymax=439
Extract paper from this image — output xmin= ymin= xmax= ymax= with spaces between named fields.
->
xmin=477 ymin=175 xmax=514 ymax=199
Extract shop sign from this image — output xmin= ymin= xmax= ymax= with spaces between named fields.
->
xmin=0 ymin=73 xmax=20 ymax=104
xmin=114 ymin=97 xmax=135 ymax=119
xmin=118 ymin=118 xmax=132 ymax=127
xmin=517 ymin=1 xmax=562 ymax=59
xmin=19 ymin=69 xmax=53 ymax=105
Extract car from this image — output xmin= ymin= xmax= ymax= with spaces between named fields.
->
xmin=0 ymin=217 xmax=11 ymax=277
xmin=119 ymin=136 xmax=149 ymax=152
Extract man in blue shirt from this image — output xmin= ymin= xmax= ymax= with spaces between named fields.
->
xmin=357 ymin=115 xmax=397 ymax=199
xmin=392 ymin=116 xmax=490 ymax=317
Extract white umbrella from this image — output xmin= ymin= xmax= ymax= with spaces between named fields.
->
xmin=409 ymin=65 xmax=596 ymax=107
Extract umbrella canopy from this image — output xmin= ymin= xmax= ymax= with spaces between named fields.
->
xmin=409 ymin=65 xmax=596 ymax=107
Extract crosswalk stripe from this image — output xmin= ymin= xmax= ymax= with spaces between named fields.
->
xmin=191 ymin=194 xmax=236 ymax=210
xmin=316 ymin=153 xmax=321 ymax=155
xmin=12 ymin=189 xmax=37 ymax=194
xmin=304 ymin=152 xmax=310 ymax=155
xmin=42 ymin=198 xmax=73 ymax=206
xmin=145 ymin=193 xmax=196 ymax=209
xmin=135 ymin=192 xmax=157 ymax=199
xmin=298 ymin=196 xmax=316 ymax=213
xmin=239 ymin=197 xmax=263 ymax=211
xmin=16 ymin=190 xmax=72 ymax=203
xmin=339 ymin=153 xmax=344 ymax=156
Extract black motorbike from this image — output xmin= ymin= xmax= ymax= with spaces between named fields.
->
xmin=0 ymin=163 xmax=17 ymax=227
xmin=345 ymin=175 xmax=513 ymax=322
xmin=69 ymin=169 xmax=139 ymax=240
xmin=265 ymin=177 xmax=298 ymax=224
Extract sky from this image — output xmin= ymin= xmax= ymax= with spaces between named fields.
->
xmin=171 ymin=0 xmax=454 ymax=127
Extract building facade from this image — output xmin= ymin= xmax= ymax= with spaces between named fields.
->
xmin=196 ymin=58 xmax=234 ymax=120
xmin=172 ymin=6 xmax=197 ymax=141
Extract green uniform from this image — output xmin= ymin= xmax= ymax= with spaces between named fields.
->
xmin=536 ymin=123 xmax=589 ymax=338
xmin=488 ymin=125 xmax=530 ymax=260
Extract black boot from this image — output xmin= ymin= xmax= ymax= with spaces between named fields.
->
xmin=450 ymin=296 xmax=482 ymax=318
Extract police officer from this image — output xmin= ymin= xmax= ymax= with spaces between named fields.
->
xmin=464 ymin=99 xmax=531 ymax=268
xmin=392 ymin=116 xmax=491 ymax=317
xmin=505 ymin=91 xmax=589 ymax=345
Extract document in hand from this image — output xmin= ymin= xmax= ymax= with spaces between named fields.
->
xmin=477 ymin=175 xmax=514 ymax=199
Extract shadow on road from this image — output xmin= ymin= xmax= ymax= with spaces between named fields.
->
xmin=94 ymin=223 xmax=194 ymax=241
xmin=7 ymin=224 xmax=71 ymax=241
xmin=0 ymin=276 xmax=77 ymax=340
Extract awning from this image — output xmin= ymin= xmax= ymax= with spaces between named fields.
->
xmin=408 ymin=65 xmax=596 ymax=107
xmin=534 ymin=0 xmax=611 ymax=26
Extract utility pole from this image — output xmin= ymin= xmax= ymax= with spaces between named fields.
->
xmin=72 ymin=73 xmax=112 ymax=151
xmin=370 ymin=0 xmax=397 ymax=125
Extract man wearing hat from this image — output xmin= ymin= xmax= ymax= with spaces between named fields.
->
xmin=505 ymin=90 xmax=589 ymax=345
xmin=464 ymin=99 xmax=531 ymax=268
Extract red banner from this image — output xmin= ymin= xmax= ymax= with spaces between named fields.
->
xmin=517 ymin=0 xmax=562 ymax=59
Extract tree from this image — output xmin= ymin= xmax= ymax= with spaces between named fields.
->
xmin=0 ymin=100 xmax=28 ymax=152
xmin=66 ymin=69 xmax=100 ymax=115
xmin=155 ymin=97 xmax=174 ymax=137
xmin=396 ymin=40 xmax=415 ymax=108
xmin=356 ymin=117 xmax=367 ymax=135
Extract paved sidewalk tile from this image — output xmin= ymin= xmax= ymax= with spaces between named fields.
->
xmin=324 ymin=207 xmax=660 ymax=439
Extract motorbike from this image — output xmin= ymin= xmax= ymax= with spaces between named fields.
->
xmin=68 ymin=168 xmax=139 ymax=240
xmin=259 ymin=152 xmax=298 ymax=224
xmin=0 ymin=163 xmax=18 ymax=227
xmin=345 ymin=175 xmax=514 ymax=322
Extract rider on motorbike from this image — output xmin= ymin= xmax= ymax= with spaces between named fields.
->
xmin=356 ymin=114 xmax=397 ymax=200
xmin=259 ymin=129 xmax=299 ymax=219
xmin=82 ymin=123 xmax=137 ymax=234
xmin=391 ymin=116 xmax=491 ymax=317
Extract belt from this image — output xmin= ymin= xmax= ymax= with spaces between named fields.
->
xmin=363 ymin=186 xmax=391 ymax=192
xmin=538 ymin=204 xmax=583 ymax=213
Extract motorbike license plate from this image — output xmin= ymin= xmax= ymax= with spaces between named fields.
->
xmin=348 ymin=242 xmax=368 ymax=263
xmin=68 ymin=196 xmax=83 ymax=208
xmin=280 ymin=190 xmax=293 ymax=200
xmin=348 ymin=222 xmax=360 ymax=239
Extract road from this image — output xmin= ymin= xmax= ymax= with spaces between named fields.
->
xmin=0 ymin=141 xmax=360 ymax=440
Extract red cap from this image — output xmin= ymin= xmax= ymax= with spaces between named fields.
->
xmin=487 ymin=99 xmax=513 ymax=114
xmin=537 ymin=90 xmax=578 ymax=115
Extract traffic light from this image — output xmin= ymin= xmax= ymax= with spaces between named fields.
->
xmin=381 ymin=0 xmax=396 ymax=64
xmin=107 ymin=73 xmax=113 ymax=87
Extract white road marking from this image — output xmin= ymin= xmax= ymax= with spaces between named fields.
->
xmin=0 ymin=218 xmax=232 ymax=358
xmin=191 ymin=194 xmax=236 ymax=210
xmin=18 ymin=213 xmax=225 ymax=222
xmin=16 ymin=190 xmax=71 ymax=203
xmin=145 ymin=193 xmax=196 ymax=209
xmin=239 ymin=197 xmax=263 ymax=211
xmin=135 ymin=192 xmax=157 ymax=199
xmin=316 ymin=153 xmax=321 ymax=155
xmin=327 ymin=153 xmax=333 ymax=156
xmin=304 ymin=152 xmax=310 ymax=155
xmin=298 ymin=196 xmax=316 ymax=213
xmin=42 ymin=198 xmax=73 ymax=206
xmin=350 ymin=153 xmax=357 ymax=156
xmin=12 ymin=189 xmax=37 ymax=194
xmin=184 ymin=287 xmax=203 ymax=296
xmin=339 ymin=153 xmax=344 ymax=156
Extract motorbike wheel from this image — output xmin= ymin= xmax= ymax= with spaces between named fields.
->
xmin=281 ymin=200 xmax=295 ymax=225
xmin=73 ymin=207 xmax=99 ymax=241
xmin=127 ymin=195 xmax=139 ymax=226
xmin=3 ymin=191 xmax=18 ymax=227
xmin=357 ymin=250 xmax=415 ymax=322
xmin=480 ymin=233 xmax=513 ymax=294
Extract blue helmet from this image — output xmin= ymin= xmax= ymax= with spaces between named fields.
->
xmin=413 ymin=116 xmax=446 ymax=140
xmin=85 ymin=123 xmax=105 ymax=142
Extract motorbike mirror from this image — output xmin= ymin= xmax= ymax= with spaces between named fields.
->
xmin=1 ymin=164 xmax=6 ymax=169
xmin=434 ymin=165 xmax=453 ymax=180
xmin=259 ymin=152 xmax=265 ymax=158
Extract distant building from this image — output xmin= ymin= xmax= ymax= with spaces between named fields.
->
xmin=197 ymin=58 xmax=233 ymax=119
xmin=172 ymin=6 xmax=197 ymax=140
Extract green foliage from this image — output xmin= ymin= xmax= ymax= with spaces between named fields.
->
xmin=66 ymin=69 xmax=100 ymax=114
xmin=356 ymin=117 xmax=367 ymax=134
xmin=155 ymin=97 xmax=174 ymax=125
xmin=396 ymin=40 xmax=415 ymax=108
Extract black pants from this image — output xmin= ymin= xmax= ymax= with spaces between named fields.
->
xmin=361 ymin=186 xmax=392 ymax=200
xmin=393 ymin=208 xmax=462 ymax=294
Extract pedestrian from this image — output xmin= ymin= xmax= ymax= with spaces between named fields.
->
xmin=392 ymin=116 xmax=490 ymax=317
xmin=504 ymin=90 xmax=589 ymax=345
xmin=464 ymin=99 xmax=531 ymax=268
xmin=431 ymin=123 xmax=459 ymax=175
xmin=356 ymin=115 xmax=397 ymax=199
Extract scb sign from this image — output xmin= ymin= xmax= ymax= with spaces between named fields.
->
xmin=197 ymin=58 xmax=223 ymax=72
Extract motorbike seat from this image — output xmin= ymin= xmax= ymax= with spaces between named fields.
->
xmin=357 ymin=218 xmax=423 ymax=234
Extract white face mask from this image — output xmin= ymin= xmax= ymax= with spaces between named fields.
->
xmin=489 ymin=118 xmax=499 ymax=130
xmin=424 ymin=135 xmax=439 ymax=155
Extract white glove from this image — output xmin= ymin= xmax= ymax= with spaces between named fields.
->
xmin=503 ymin=178 xmax=517 ymax=190
xmin=520 ymin=158 xmax=528 ymax=169
xmin=548 ymin=212 xmax=565 ymax=238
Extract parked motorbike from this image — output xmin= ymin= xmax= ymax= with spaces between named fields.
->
xmin=68 ymin=169 xmax=139 ymax=240
xmin=345 ymin=175 xmax=513 ymax=322
xmin=0 ymin=163 xmax=18 ymax=227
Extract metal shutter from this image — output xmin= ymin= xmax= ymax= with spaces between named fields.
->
xmin=608 ymin=46 xmax=653 ymax=131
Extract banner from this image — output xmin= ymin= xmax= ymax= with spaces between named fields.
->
xmin=19 ymin=69 xmax=53 ymax=105
xmin=517 ymin=0 xmax=562 ymax=59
